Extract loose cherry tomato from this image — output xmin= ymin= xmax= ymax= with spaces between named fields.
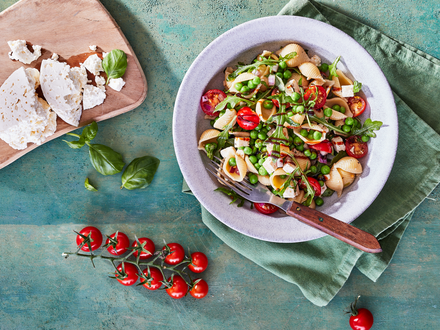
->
xmin=236 ymin=107 xmax=260 ymax=130
xmin=188 ymin=252 xmax=208 ymax=273
xmin=141 ymin=267 xmax=163 ymax=290
xmin=347 ymin=96 xmax=367 ymax=117
xmin=115 ymin=263 xmax=139 ymax=286
xmin=166 ymin=275 xmax=188 ymax=299
xmin=304 ymin=86 xmax=327 ymax=109
xmin=106 ymin=232 xmax=130 ymax=256
xmin=309 ymin=140 xmax=332 ymax=154
xmin=200 ymin=89 xmax=226 ymax=117
xmin=76 ymin=226 xmax=103 ymax=252
xmin=163 ymin=242 xmax=185 ymax=265
xmin=345 ymin=135 xmax=368 ymax=159
xmin=254 ymin=203 xmax=279 ymax=215
xmin=349 ymin=296 xmax=374 ymax=330
xmin=190 ymin=279 xmax=209 ymax=299
xmin=300 ymin=177 xmax=321 ymax=196
xmin=132 ymin=237 xmax=155 ymax=260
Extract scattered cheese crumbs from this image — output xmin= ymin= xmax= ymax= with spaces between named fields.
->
xmin=89 ymin=45 xmax=97 ymax=51
xmin=82 ymin=54 xmax=103 ymax=76
xmin=283 ymin=162 xmax=296 ymax=174
xmin=262 ymin=157 xmax=277 ymax=175
xmin=7 ymin=40 xmax=42 ymax=64
xmin=331 ymin=136 xmax=346 ymax=152
xmin=95 ymin=76 xmax=106 ymax=91
xmin=108 ymin=78 xmax=126 ymax=92
xmin=283 ymin=186 xmax=298 ymax=199
xmin=51 ymin=53 xmax=59 ymax=61
xmin=83 ymin=85 xmax=106 ymax=110
xmin=341 ymin=85 xmax=355 ymax=98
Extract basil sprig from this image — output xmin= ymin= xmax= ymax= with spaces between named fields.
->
xmin=121 ymin=156 xmax=160 ymax=190
xmin=84 ymin=178 xmax=98 ymax=191
xmin=102 ymin=49 xmax=128 ymax=84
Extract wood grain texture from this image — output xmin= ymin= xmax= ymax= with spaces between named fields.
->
xmin=0 ymin=0 xmax=147 ymax=169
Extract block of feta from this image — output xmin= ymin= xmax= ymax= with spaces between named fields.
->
xmin=82 ymin=54 xmax=103 ymax=76
xmin=234 ymin=137 xmax=250 ymax=148
xmin=331 ymin=136 xmax=346 ymax=152
xmin=283 ymin=162 xmax=297 ymax=174
xmin=262 ymin=157 xmax=277 ymax=175
xmin=40 ymin=59 xmax=87 ymax=127
xmin=83 ymin=85 xmax=106 ymax=110
xmin=7 ymin=40 xmax=42 ymax=64
xmin=341 ymin=85 xmax=354 ymax=98
xmin=283 ymin=186 xmax=299 ymax=199
xmin=0 ymin=67 xmax=56 ymax=150
xmin=95 ymin=76 xmax=106 ymax=91
xmin=108 ymin=78 xmax=126 ymax=92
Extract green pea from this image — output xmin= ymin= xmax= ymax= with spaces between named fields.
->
xmin=253 ymin=77 xmax=261 ymax=85
xmin=339 ymin=106 xmax=346 ymax=114
xmin=332 ymin=105 xmax=341 ymax=111
xmin=249 ymin=155 xmax=258 ymax=164
xmin=291 ymin=105 xmax=298 ymax=113
xmin=320 ymin=63 xmax=329 ymax=72
xmin=304 ymin=149 xmax=312 ymax=157
xmin=296 ymin=105 xmax=305 ymax=113
xmin=276 ymin=72 xmax=283 ymax=78
xmin=238 ymin=146 xmax=245 ymax=150
xmin=259 ymin=167 xmax=268 ymax=176
xmin=258 ymin=158 xmax=265 ymax=165
xmin=283 ymin=70 xmax=292 ymax=79
xmin=287 ymin=111 xmax=294 ymax=117
xmin=261 ymin=147 xmax=267 ymax=153
xmin=293 ymin=136 xmax=303 ymax=146
xmin=228 ymin=157 xmax=237 ymax=166
xmin=296 ymin=144 xmax=304 ymax=152
xmin=313 ymin=131 xmax=322 ymax=140
xmin=250 ymin=130 xmax=258 ymax=139
xmin=254 ymin=163 xmax=261 ymax=170
xmin=291 ymin=92 xmax=301 ymax=102
xmin=308 ymin=132 xmax=315 ymax=140
xmin=258 ymin=132 xmax=267 ymax=140
xmin=310 ymin=165 xmax=318 ymax=174
xmin=315 ymin=197 xmax=324 ymax=206
xmin=362 ymin=135 xmax=370 ymax=142
xmin=342 ymin=125 xmax=351 ymax=133
xmin=324 ymin=108 xmax=333 ymax=117
xmin=247 ymin=81 xmax=256 ymax=89
xmin=263 ymin=100 xmax=273 ymax=109
xmin=249 ymin=173 xmax=258 ymax=184
xmin=244 ymin=146 xmax=253 ymax=155
xmin=355 ymin=120 xmax=362 ymax=128
xmin=300 ymin=129 xmax=308 ymax=137
xmin=319 ymin=180 xmax=325 ymax=186
xmin=345 ymin=117 xmax=354 ymax=126
xmin=261 ymin=128 xmax=268 ymax=135
xmin=321 ymin=165 xmax=331 ymax=175
xmin=219 ymin=110 xmax=226 ymax=117
xmin=255 ymin=139 xmax=263 ymax=149
xmin=226 ymin=102 xmax=233 ymax=109
xmin=257 ymin=153 xmax=263 ymax=159
xmin=255 ymin=123 xmax=263 ymax=131
xmin=310 ymin=152 xmax=317 ymax=160
xmin=210 ymin=119 xmax=215 ymax=126
xmin=279 ymin=61 xmax=287 ymax=69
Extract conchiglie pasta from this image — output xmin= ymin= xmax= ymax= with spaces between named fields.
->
xmin=223 ymin=154 xmax=247 ymax=182
xmin=298 ymin=62 xmax=323 ymax=81
xmin=325 ymin=166 xmax=344 ymax=197
xmin=338 ymin=168 xmax=356 ymax=187
xmin=258 ymin=174 xmax=271 ymax=186
xmin=198 ymin=129 xmax=220 ymax=150
xmin=256 ymin=99 xmax=276 ymax=122
xmin=214 ymin=109 xmax=236 ymax=130
xmin=333 ymin=156 xmax=363 ymax=174
xmin=245 ymin=155 xmax=259 ymax=174
xmin=325 ymin=98 xmax=353 ymax=117
xmin=276 ymin=43 xmax=310 ymax=67
xmin=270 ymin=168 xmax=289 ymax=190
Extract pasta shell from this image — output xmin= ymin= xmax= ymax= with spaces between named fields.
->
xmin=229 ymin=73 xmax=258 ymax=93
xmin=214 ymin=109 xmax=236 ymax=130
xmin=276 ymin=43 xmax=310 ymax=67
xmin=224 ymin=67 xmax=234 ymax=89
xmin=270 ymin=168 xmax=289 ymax=190
xmin=322 ymin=106 xmax=348 ymax=121
xmin=220 ymin=146 xmax=236 ymax=159
xmin=288 ymin=189 xmax=305 ymax=203
xmin=245 ymin=156 xmax=259 ymax=174
xmin=309 ymin=77 xmax=326 ymax=86
xmin=293 ymin=124 xmax=326 ymax=145
xmin=296 ymin=157 xmax=311 ymax=171
xmin=198 ymin=129 xmax=220 ymax=150
xmin=223 ymin=154 xmax=247 ymax=182
xmin=325 ymin=165 xmax=344 ymax=197
xmin=291 ymin=73 xmax=309 ymax=88
xmin=325 ymin=98 xmax=353 ymax=117
xmin=258 ymin=174 xmax=271 ymax=186
xmin=313 ymin=108 xmax=324 ymax=118
xmin=337 ymin=168 xmax=356 ymax=187
xmin=258 ymin=50 xmax=279 ymax=61
xmin=286 ymin=113 xmax=305 ymax=126
xmin=309 ymin=199 xmax=316 ymax=209
xmin=255 ymin=99 xmax=276 ymax=122
xmin=333 ymin=156 xmax=363 ymax=174
xmin=285 ymin=77 xmax=300 ymax=95
xmin=336 ymin=69 xmax=353 ymax=86
xmin=298 ymin=62 xmax=323 ymax=81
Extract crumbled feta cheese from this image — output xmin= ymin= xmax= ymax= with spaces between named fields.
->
xmin=309 ymin=54 xmax=321 ymax=67
xmin=341 ymin=85 xmax=355 ymax=98
xmin=95 ymin=76 xmax=106 ymax=91
xmin=7 ymin=40 xmax=42 ymax=64
xmin=89 ymin=45 xmax=97 ymax=51
xmin=283 ymin=186 xmax=299 ymax=199
xmin=108 ymin=78 xmax=126 ymax=92
xmin=51 ymin=53 xmax=59 ymax=61
xmin=82 ymin=54 xmax=103 ymax=76
xmin=262 ymin=157 xmax=277 ymax=174
xmin=220 ymin=146 xmax=236 ymax=159
xmin=234 ymin=137 xmax=250 ymax=148
xmin=283 ymin=162 xmax=297 ymax=174
xmin=102 ymin=52 xmax=108 ymax=59
xmin=331 ymin=136 xmax=346 ymax=152
xmin=83 ymin=84 xmax=106 ymax=110
xmin=319 ymin=182 xmax=327 ymax=196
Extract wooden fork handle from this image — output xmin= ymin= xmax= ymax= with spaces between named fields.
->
xmin=286 ymin=202 xmax=382 ymax=253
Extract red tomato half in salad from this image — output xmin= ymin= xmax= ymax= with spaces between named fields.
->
xmin=200 ymin=89 xmax=226 ymax=117
xmin=254 ymin=203 xmax=279 ymax=214
xmin=304 ymin=86 xmax=327 ymax=109
xmin=106 ymin=232 xmax=130 ymax=256
xmin=309 ymin=140 xmax=332 ymax=154
xmin=76 ymin=226 xmax=103 ymax=252
xmin=300 ymin=177 xmax=321 ymax=196
xmin=236 ymin=107 xmax=260 ymax=130
xmin=347 ymin=96 xmax=367 ymax=117
xmin=345 ymin=135 xmax=368 ymax=159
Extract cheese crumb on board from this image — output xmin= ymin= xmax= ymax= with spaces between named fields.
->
xmin=83 ymin=85 xmax=106 ymax=110
xmin=51 ymin=53 xmax=59 ymax=61
xmin=108 ymin=78 xmax=125 ymax=91
xmin=7 ymin=40 xmax=42 ymax=64
xmin=89 ymin=45 xmax=97 ymax=51
xmin=82 ymin=54 xmax=103 ymax=76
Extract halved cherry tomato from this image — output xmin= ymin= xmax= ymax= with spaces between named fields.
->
xmin=163 ymin=242 xmax=185 ymax=265
xmin=309 ymin=140 xmax=332 ymax=154
xmin=304 ymin=86 xmax=327 ymax=109
xmin=106 ymin=232 xmax=130 ymax=255
xmin=166 ymin=275 xmax=188 ymax=299
xmin=347 ymin=96 xmax=367 ymax=117
xmin=132 ymin=237 xmax=155 ymax=260
xmin=254 ymin=203 xmax=279 ymax=214
xmin=115 ymin=262 xmax=139 ymax=286
xmin=200 ymin=89 xmax=226 ymax=117
xmin=345 ymin=135 xmax=368 ymax=159
xmin=190 ymin=279 xmax=209 ymax=299
xmin=76 ymin=226 xmax=103 ymax=252
xmin=141 ymin=267 xmax=163 ymax=290
xmin=300 ymin=177 xmax=321 ymax=196
xmin=236 ymin=107 xmax=260 ymax=130
xmin=188 ymin=252 xmax=208 ymax=273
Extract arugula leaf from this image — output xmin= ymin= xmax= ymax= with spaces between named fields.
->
xmin=214 ymin=95 xmax=254 ymax=112
xmin=102 ymin=49 xmax=128 ymax=84
xmin=321 ymin=188 xmax=334 ymax=197
xmin=309 ymin=115 xmax=347 ymax=135
xmin=86 ymin=142 xmax=125 ymax=175
xmin=215 ymin=187 xmax=245 ymax=207
xmin=216 ymin=116 xmax=237 ymax=152
xmin=287 ymin=154 xmax=314 ymax=206
xmin=84 ymin=178 xmax=98 ymax=191
xmin=353 ymin=81 xmax=362 ymax=93
xmin=121 ymin=156 xmax=160 ymax=190
xmin=328 ymin=56 xmax=341 ymax=80
xmin=228 ymin=57 xmax=279 ymax=80
xmin=274 ymin=75 xmax=286 ymax=92
xmin=352 ymin=118 xmax=383 ymax=138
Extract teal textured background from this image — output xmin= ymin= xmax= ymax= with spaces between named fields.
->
xmin=0 ymin=0 xmax=439 ymax=329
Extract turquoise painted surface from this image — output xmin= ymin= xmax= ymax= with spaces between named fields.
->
xmin=0 ymin=0 xmax=439 ymax=329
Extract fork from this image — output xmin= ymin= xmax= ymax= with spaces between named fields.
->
xmin=206 ymin=158 xmax=382 ymax=254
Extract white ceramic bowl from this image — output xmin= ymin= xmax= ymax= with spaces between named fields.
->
xmin=173 ymin=16 xmax=398 ymax=243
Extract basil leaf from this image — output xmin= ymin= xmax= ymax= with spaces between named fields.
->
xmin=102 ymin=49 xmax=128 ymax=84
xmin=328 ymin=56 xmax=341 ymax=80
xmin=63 ymin=136 xmax=85 ymax=149
xmin=82 ymin=121 xmax=98 ymax=142
xmin=87 ymin=142 xmax=125 ymax=175
xmin=84 ymin=178 xmax=98 ymax=191
xmin=353 ymin=81 xmax=362 ymax=93
xmin=121 ymin=156 xmax=160 ymax=190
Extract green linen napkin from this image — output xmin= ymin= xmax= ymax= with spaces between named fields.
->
xmin=183 ymin=0 xmax=440 ymax=306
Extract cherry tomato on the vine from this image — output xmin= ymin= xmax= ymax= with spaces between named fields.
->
xmin=115 ymin=263 xmax=139 ymax=286
xmin=200 ymin=89 xmax=226 ymax=117
xmin=132 ymin=237 xmax=155 ymax=260
xmin=190 ymin=279 xmax=209 ymax=299
xmin=188 ymin=252 xmax=208 ymax=273
xmin=254 ymin=203 xmax=279 ymax=215
xmin=304 ymin=86 xmax=327 ymax=109
xmin=347 ymin=96 xmax=367 ymax=117
xmin=236 ymin=107 xmax=260 ymax=130
xmin=163 ymin=242 xmax=185 ymax=265
xmin=76 ymin=226 xmax=103 ymax=252
xmin=166 ymin=275 xmax=188 ymax=299
xmin=309 ymin=140 xmax=332 ymax=154
xmin=345 ymin=135 xmax=368 ymax=159
xmin=141 ymin=267 xmax=163 ymax=290
xmin=349 ymin=296 xmax=374 ymax=330
xmin=106 ymin=232 xmax=130 ymax=256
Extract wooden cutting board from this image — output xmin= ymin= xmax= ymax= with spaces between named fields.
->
xmin=0 ymin=0 xmax=147 ymax=169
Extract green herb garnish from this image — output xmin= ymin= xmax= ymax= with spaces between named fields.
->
xmin=121 ymin=156 xmax=160 ymax=190
xmin=102 ymin=49 xmax=128 ymax=84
